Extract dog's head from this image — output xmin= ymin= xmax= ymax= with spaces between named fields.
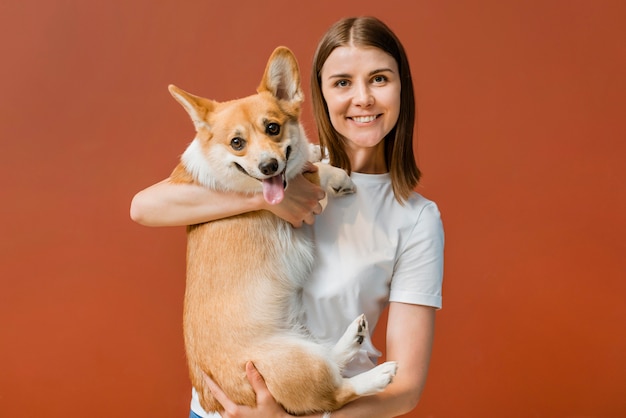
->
xmin=169 ymin=47 xmax=309 ymax=204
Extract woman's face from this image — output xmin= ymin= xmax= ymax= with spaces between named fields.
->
xmin=320 ymin=45 xmax=401 ymax=151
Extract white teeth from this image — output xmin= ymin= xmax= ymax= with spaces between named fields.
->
xmin=352 ymin=115 xmax=377 ymax=123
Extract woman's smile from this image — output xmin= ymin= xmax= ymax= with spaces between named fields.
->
xmin=349 ymin=114 xmax=380 ymax=124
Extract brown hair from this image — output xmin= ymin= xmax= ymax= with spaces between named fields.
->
xmin=310 ymin=16 xmax=421 ymax=203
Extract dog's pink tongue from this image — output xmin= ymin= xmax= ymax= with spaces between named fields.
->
xmin=262 ymin=175 xmax=285 ymax=205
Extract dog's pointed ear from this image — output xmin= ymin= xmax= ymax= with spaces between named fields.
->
xmin=257 ymin=47 xmax=303 ymax=103
xmin=168 ymin=85 xmax=215 ymax=132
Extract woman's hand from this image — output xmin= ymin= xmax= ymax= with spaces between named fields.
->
xmin=205 ymin=362 xmax=291 ymax=418
xmin=262 ymin=162 xmax=326 ymax=228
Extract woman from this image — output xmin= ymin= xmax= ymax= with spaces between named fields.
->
xmin=131 ymin=16 xmax=444 ymax=418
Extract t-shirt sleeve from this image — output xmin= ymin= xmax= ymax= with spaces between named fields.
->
xmin=389 ymin=201 xmax=444 ymax=308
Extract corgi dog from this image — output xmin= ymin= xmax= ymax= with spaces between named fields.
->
xmin=167 ymin=46 xmax=397 ymax=415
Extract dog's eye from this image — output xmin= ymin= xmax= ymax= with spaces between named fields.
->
xmin=266 ymin=123 xmax=280 ymax=136
xmin=230 ymin=137 xmax=246 ymax=151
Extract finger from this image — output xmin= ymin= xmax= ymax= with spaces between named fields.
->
xmin=303 ymin=213 xmax=316 ymax=226
xmin=203 ymin=372 xmax=235 ymax=410
xmin=246 ymin=362 xmax=270 ymax=396
xmin=302 ymin=161 xmax=319 ymax=173
xmin=312 ymin=202 xmax=323 ymax=215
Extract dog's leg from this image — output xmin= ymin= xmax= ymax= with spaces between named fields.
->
xmin=316 ymin=163 xmax=356 ymax=196
xmin=347 ymin=361 xmax=398 ymax=396
xmin=331 ymin=314 xmax=368 ymax=368
xmin=331 ymin=315 xmax=398 ymax=397
xmin=308 ymin=143 xmax=323 ymax=162
xmin=309 ymin=360 xmax=397 ymax=410
xmin=253 ymin=332 xmax=397 ymax=414
xmin=314 ymin=163 xmax=356 ymax=211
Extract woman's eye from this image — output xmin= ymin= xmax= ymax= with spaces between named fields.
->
xmin=373 ymin=75 xmax=387 ymax=84
xmin=231 ymin=137 xmax=246 ymax=150
xmin=266 ymin=123 xmax=280 ymax=136
xmin=336 ymin=80 xmax=349 ymax=87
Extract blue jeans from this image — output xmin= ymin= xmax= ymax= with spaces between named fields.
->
xmin=189 ymin=411 xmax=203 ymax=418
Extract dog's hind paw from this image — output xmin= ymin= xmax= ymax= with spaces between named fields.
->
xmin=349 ymin=361 xmax=398 ymax=396
xmin=332 ymin=314 xmax=368 ymax=367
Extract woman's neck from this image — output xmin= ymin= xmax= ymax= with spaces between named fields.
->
xmin=347 ymin=142 xmax=387 ymax=174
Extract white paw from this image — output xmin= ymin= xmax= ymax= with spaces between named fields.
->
xmin=308 ymin=144 xmax=322 ymax=162
xmin=349 ymin=361 xmax=398 ymax=396
xmin=316 ymin=163 xmax=356 ymax=196
xmin=332 ymin=314 xmax=368 ymax=367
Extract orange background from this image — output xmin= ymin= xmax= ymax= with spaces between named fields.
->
xmin=1 ymin=1 xmax=625 ymax=417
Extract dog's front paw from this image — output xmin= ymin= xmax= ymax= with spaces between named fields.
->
xmin=308 ymin=143 xmax=322 ymax=162
xmin=316 ymin=163 xmax=356 ymax=196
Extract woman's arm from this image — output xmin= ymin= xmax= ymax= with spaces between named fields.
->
xmin=130 ymin=165 xmax=326 ymax=227
xmin=206 ymin=302 xmax=436 ymax=418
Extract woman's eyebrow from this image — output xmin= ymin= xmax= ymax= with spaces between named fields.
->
xmin=369 ymin=67 xmax=395 ymax=75
xmin=327 ymin=73 xmax=351 ymax=79
xmin=327 ymin=68 xmax=394 ymax=78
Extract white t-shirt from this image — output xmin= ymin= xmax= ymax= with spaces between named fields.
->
xmin=191 ymin=171 xmax=444 ymax=416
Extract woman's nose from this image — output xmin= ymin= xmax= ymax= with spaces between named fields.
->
xmin=352 ymin=83 xmax=374 ymax=107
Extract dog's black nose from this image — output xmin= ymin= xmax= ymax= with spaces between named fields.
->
xmin=259 ymin=159 xmax=279 ymax=175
